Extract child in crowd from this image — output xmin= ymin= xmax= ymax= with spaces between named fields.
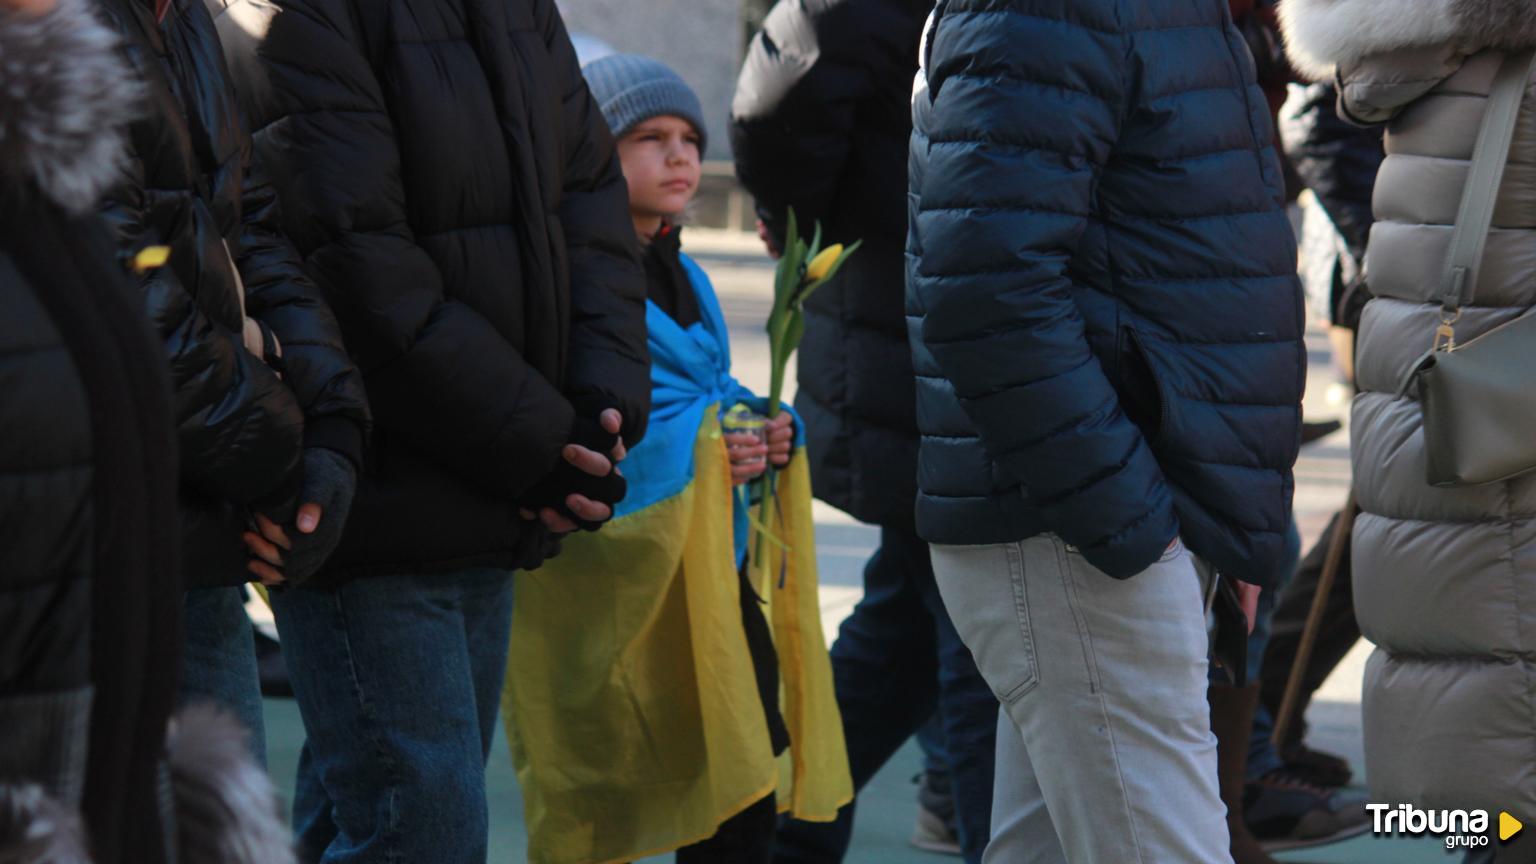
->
xmin=503 ymin=55 xmax=851 ymax=864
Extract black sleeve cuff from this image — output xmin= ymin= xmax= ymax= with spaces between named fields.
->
xmin=302 ymin=417 xmax=365 ymax=472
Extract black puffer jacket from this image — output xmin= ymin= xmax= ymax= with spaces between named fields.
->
xmin=0 ymin=200 xmax=182 ymax=864
xmin=908 ymin=0 xmax=1304 ymax=583
xmin=0 ymin=2 xmax=181 ymax=858
xmin=96 ymin=0 xmax=371 ymax=585
xmin=1280 ymin=81 xmax=1383 ymax=264
xmin=213 ymin=0 xmax=651 ymax=577
xmin=732 ymin=0 xmax=931 ymax=529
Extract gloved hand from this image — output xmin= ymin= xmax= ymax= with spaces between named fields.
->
xmin=519 ymin=415 xmax=626 ymax=532
xmin=244 ymin=448 xmax=356 ymax=586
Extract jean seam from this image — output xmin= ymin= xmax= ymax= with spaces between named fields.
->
xmin=1051 ymin=540 xmax=1100 ymax=693
xmin=1001 ymin=541 xmax=1039 ymax=702
xmin=329 ymin=589 xmax=404 ymax=862
xmin=1058 ymin=542 xmax=1149 ymax=863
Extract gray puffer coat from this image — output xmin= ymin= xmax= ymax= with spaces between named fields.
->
xmin=1283 ymin=0 xmax=1536 ymax=829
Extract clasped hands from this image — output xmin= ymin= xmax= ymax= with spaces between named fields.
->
xmin=519 ymin=408 xmax=629 ymax=534
xmin=726 ymin=411 xmax=794 ymax=486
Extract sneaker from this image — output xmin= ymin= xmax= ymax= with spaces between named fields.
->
xmin=910 ymin=803 xmax=962 ymax=856
xmin=910 ymin=771 xmax=962 ymax=857
xmin=1246 ymin=770 xmax=1372 ymax=852
xmin=1278 ymin=742 xmax=1353 ymax=789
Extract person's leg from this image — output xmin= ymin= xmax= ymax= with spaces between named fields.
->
xmin=912 ymin=713 xmax=960 ymax=856
xmin=1211 ymin=578 xmax=1285 ymax=864
xmin=289 ymin=740 xmax=337 ymax=862
xmin=1206 ymin=518 xmax=1296 ymax=864
xmin=677 ymin=794 xmax=778 ymax=864
xmin=934 ymin=536 xmax=1230 ymax=864
xmin=180 ymin=586 xmax=266 ymax=766
xmin=1215 ymin=510 xmax=1364 ymax=860
xmin=982 ymin=708 xmax=1065 ymax=864
xmin=1258 ymin=511 xmax=1361 ymax=767
xmin=773 ymin=528 xmax=940 ymax=864
xmin=272 ymin=567 xmax=510 ymax=864
xmin=916 ymin=714 xmax=948 ymax=776
xmin=461 ymin=570 xmax=516 ymax=760
xmin=1247 ymin=702 xmax=1284 ymax=778
xmin=923 ymin=570 xmax=997 ymax=863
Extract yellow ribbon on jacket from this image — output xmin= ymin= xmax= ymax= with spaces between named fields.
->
xmin=502 ymin=406 xmax=851 ymax=864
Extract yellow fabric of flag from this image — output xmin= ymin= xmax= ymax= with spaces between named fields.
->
xmin=502 ymin=406 xmax=851 ymax=864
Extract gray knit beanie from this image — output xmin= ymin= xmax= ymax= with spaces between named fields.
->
xmin=582 ymin=54 xmax=707 ymax=153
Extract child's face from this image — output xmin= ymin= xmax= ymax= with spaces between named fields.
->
xmin=617 ymin=115 xmax=702 ymax=227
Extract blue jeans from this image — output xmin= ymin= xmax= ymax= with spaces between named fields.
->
xmin=181 ymin=586 xmax=266 ymax=767
xmin=774 ymin=528 xmax=996 ymax=864
xmin=917 ymin=714 xmax=948 ymax=775
xmin=271 ymin=567 xmax=514 ymax=864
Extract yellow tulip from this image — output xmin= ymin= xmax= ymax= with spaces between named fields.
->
xmin=804 ymin=244 xmax=843 ymax=283
xmin=131 ymin=245 xmax=171 ymax=273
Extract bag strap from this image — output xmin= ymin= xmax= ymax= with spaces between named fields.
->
xmin=1440 ymin=48 xmax=1536 ymax=325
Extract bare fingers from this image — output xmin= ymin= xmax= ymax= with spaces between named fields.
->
xmin=243 ymin=530 xmax=285 ymax=567
xmin=563 ymin=444 xmax=614 ymax=478
xmin=247 ymin=558 xmax=286 ymax=586
xmin=766 ymin=413 xmax=793 ymax=466
xmin=565 ymin=494 xmax=612 ymax=523
xmin=538 ymin=508 xmax=579 ymax=534
xmin=253 ymin=513 xmax=292 ymax=550
xmin=731 ymin=461 xmax=767 ymax=486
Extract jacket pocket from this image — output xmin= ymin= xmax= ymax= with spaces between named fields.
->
xmin=1117 ymin=325 xmax=1170 ymax=445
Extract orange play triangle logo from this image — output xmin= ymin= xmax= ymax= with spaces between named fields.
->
xmin=1500 ymin=811 xmax=1523 ymax=842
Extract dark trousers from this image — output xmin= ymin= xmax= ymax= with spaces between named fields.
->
xmin=676 ymin=794 xmax=778 ymax=863
xmin=1258 ymin=510 xmax=1362 ymax=747
xmin=773 ymin=527 xmax=996 ymax=864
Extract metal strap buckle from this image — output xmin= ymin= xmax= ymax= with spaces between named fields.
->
xmin=1433 ymin=321 xmax=1457 ymax=352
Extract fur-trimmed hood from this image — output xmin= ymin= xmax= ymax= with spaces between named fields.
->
xmin=0 ymin=707 xmax=298 ymax=864
xmin=1280 ymin=0 xmax=1536 ymax=79
xmin=0 ymin=0 xmax=139 ymax=214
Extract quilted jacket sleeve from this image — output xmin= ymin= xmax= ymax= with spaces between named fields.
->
xmin=235 ymin=144 xmax=372 ymax=469
xmin=235 ymin=0 xmax=577 ymax=501
xmin=99 ymin=150 xmax=304 ymax=506
xmin=909 ymin=0 xmax=1178 ymax=578
xmin=538 ymin=0 xmax=651 ymax=447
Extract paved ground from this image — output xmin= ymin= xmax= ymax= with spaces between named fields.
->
xmin=257 ymin=229 xmax=1453 ymax=862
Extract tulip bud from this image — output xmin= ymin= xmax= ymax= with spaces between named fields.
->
xmin=131 ymin=245 xmax=171 ymax=273
xmin=804 ymin=244 xmax=843 ymax=283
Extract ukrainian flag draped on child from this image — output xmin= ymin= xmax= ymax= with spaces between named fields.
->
xmin=502 ymin=255 xmax=851 ymax=864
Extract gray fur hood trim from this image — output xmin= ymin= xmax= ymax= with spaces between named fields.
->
xmin=0 ymin=0 xmax=138 ymax=214
xmin=1280 ymin=0 xmax=1536 ymax=79
xmin=0 ymin=783 xmax=91 ymax=864
xmin=167 ymin=705 xmax=296 ymax=864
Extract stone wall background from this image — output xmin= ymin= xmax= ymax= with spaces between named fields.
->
xmin=557 ymin=0 xmax=746 ymax=160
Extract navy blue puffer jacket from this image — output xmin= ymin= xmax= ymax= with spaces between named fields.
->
xmin=907 ymin=0 xmax=1304 ymax=584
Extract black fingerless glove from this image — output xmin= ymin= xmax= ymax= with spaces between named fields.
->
xmin=273 ymin=448 xmax=356 ymax=585
xmin=566 ymin=394 xmax=622 ymax=455
xmin=519 ymin=416 xmax=626 ymax=531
